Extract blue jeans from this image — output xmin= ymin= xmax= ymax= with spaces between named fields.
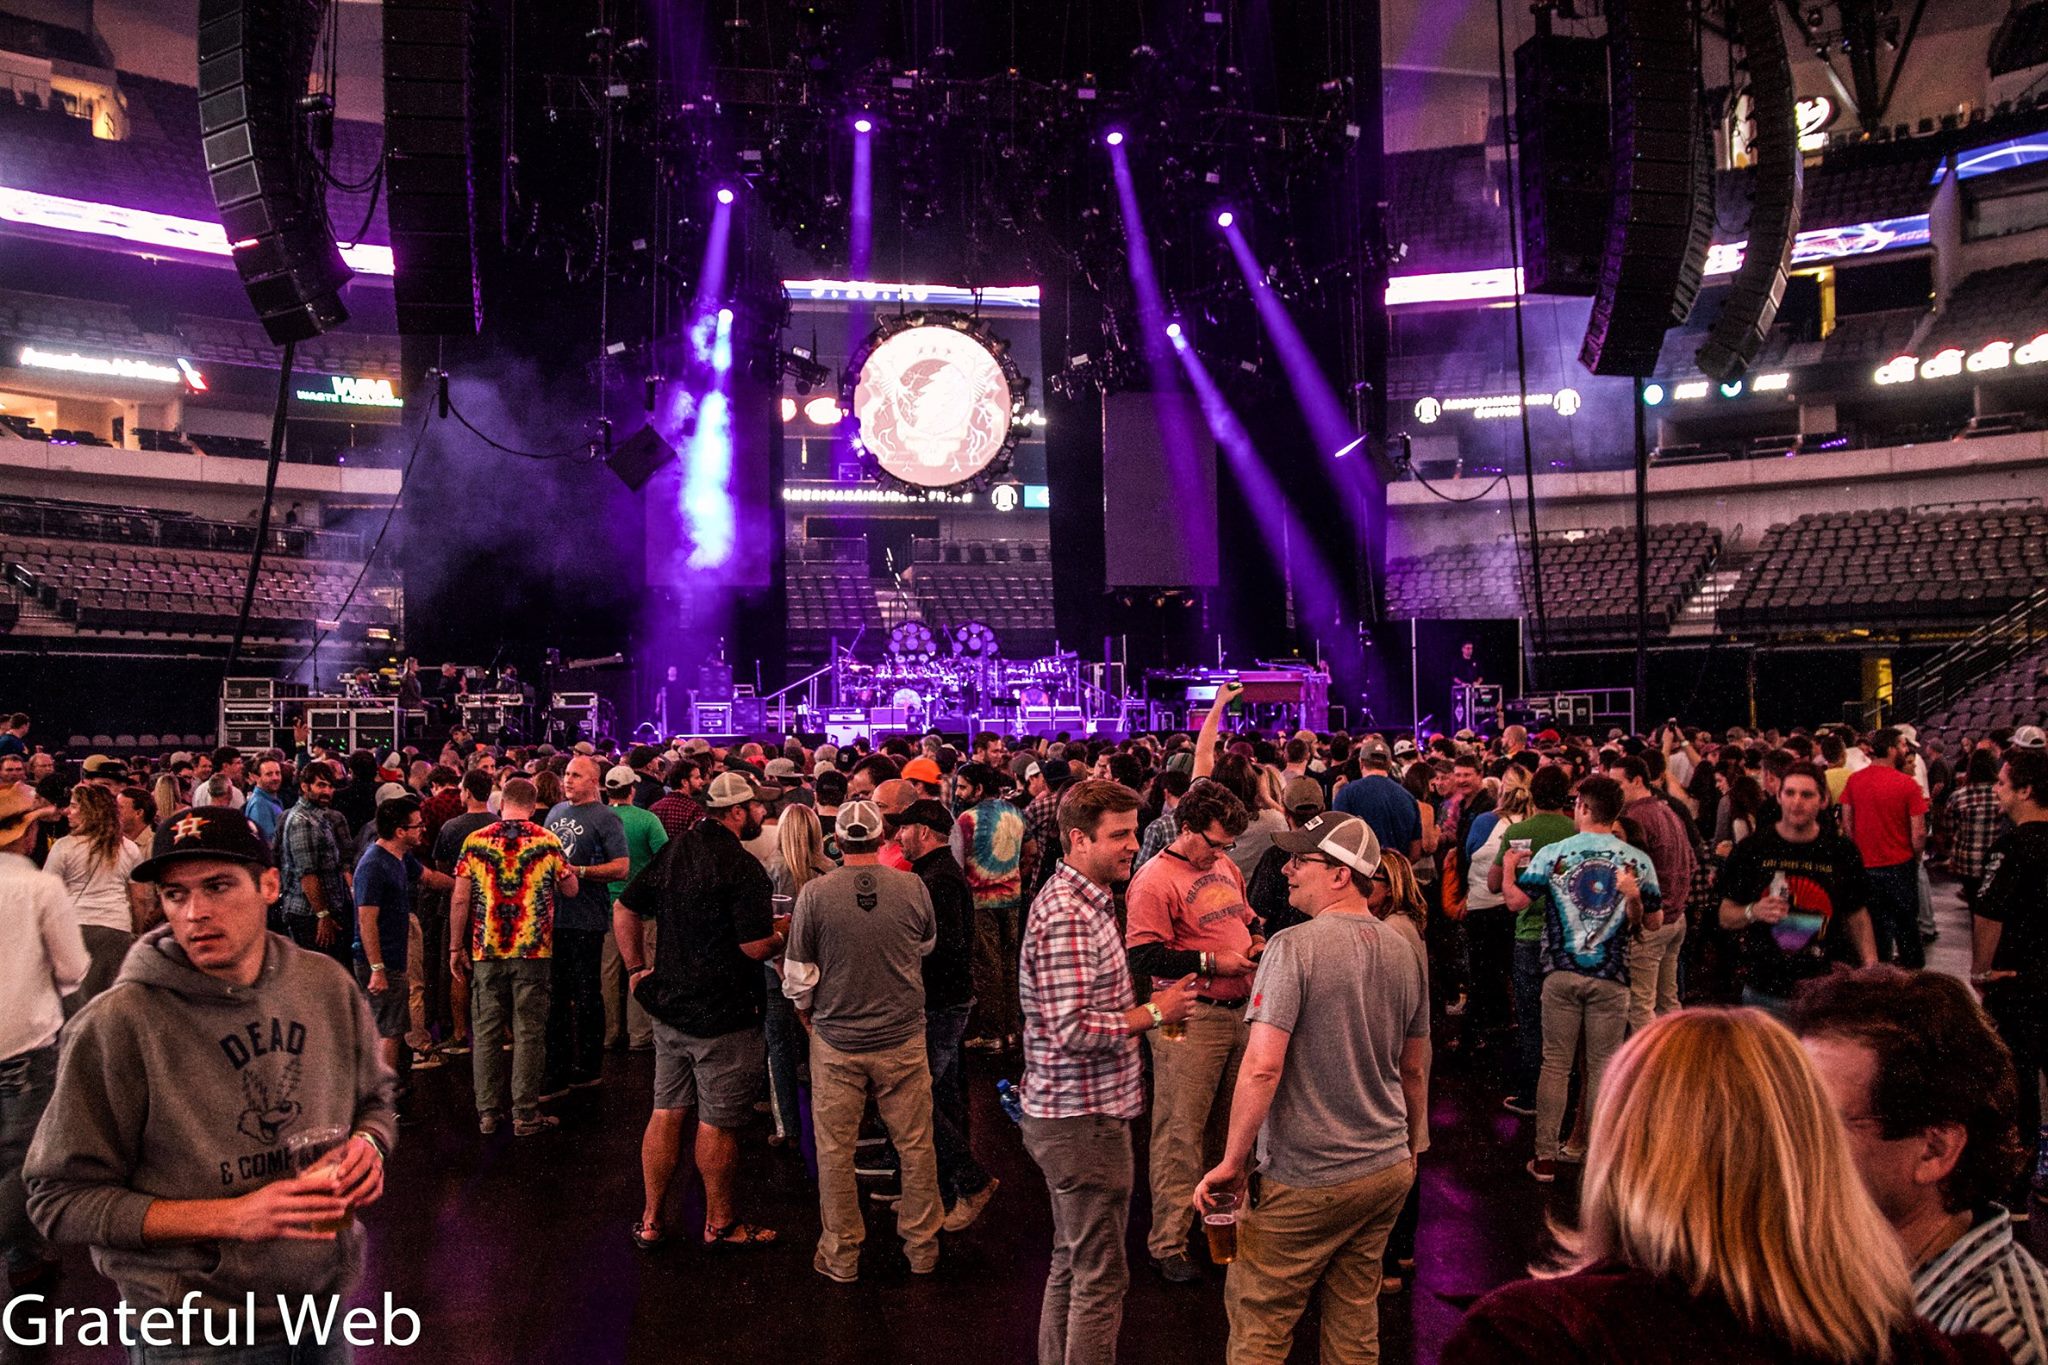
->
xmin=925 ymin=1002 xmax=991 ymax=1207
xmin=763 ymin=964 xmax=805 ymax=1142
xmin=1 ymin=1044 xmax=56 ymax=1275
xmin=1866 ymin=862 xmax=1924 ymax=968
xmin=128 ymin=1340 xmax=353 ymax=1365
xmin=1511 ymin=941 xmax=1543 ymax=1100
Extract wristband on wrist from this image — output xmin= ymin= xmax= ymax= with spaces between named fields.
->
xmin=369 ymin=962 xmax=386 ymax=973
xmin=1143 ymin=1001 xmax=1166 ymax=1031
xmin=316 ymin=910 xmax=332 ymax=920
xmin=1743 ymin=902 xmax=1756 ymax=924
xmin=351 ymin=1130 xmax=386 ymax=1161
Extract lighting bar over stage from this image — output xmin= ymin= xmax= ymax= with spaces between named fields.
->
xmin=784 ymin=279 xmax=1040 ymax=309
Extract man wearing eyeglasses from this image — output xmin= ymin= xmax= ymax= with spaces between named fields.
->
xmin=1125 ymin=780 xmax=1265 ymax=1284
xmin=1193 ymin=811 xmax=1428 ymax=1365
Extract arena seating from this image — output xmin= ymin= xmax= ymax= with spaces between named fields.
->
xmin=1718 ymin=506 xmax=2048 ymax=630
xmin=1917 ymin=640 xmax=2048 ymax=754
xmin=911 ymin=561 xmax=1057 ymax=636
xmin=786 ymin=564 xmax=884 ymax=635
xmin=1386 ymin=523 xmax=1720 ymax=638
xmin=1384 ymin=144 xmax=1508 ymax=272
xmin=0 ymin=68 xmax=384 ymax=239
xmin=0 ymin=535 xmax=397 ymax=639
xmin=1916 ymin=260 xmax=2048 ymax=356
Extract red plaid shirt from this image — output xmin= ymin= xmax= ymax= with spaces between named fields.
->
xmin=1020 ymin=862 xmax=1144 ymax=1120
xmin=650 ymin=791 xmax=706 ymax=839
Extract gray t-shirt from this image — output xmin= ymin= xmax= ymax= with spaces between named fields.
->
xmin=1244 ymin=910 xmax=1428 ymax=1188
xmin=786 ymin=863 xmax=935 ymax=1054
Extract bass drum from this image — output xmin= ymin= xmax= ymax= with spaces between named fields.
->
xmin=1019 ymin=684 xmax=1052 ymax=709
xmin=891 ymin=686 xmax=925 ymax=711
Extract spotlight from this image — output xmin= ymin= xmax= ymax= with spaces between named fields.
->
xmin=1104 ymin=129 xmax=1125 ymax=147
xmin=853 ymin=116 xmax=874 ymax=134
xmin=717 ymin=307 xmax=734 ymax=324
xmin=716 ymin=187 xmax=736 ymax=205
xmin=1215 ymin=210 xmax=1234 ymax=228
xmin=1165 ymin=322 xmax=1182 ymax=339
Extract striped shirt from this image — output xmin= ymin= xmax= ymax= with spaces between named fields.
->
xmin=1019 ymin=862 xmax=1143 ymax=1120
xmin=1916 ymin=1206 xmax=2048 ymax=1365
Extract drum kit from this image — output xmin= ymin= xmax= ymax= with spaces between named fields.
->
xmin=834 ymin=619 xmax=1083 ymax=727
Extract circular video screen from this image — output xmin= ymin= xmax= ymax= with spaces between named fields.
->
xmin=849 ymin=322 xmax=1021 ymax=490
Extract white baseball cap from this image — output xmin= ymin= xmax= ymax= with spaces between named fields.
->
xmin=604 ymin=764 xmax=638 ymax=792
xmin=835 ymin=799 xmax=885 ymax=842
xmin=2013 ymin=725 xmax=2047 ymax=751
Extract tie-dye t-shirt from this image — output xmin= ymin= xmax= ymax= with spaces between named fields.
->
xmin=1519 ymin=831 xmax=1662 ymax=985
xmin=454 ymin=819 xmax=570 ymax=960
xmin=953 ymin=798 xmax=1027 ymax=910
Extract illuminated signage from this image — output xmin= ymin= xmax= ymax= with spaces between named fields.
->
xmin=787 ymin=279 xmax=1040 ymax=310
xmin=18 ymin=344 xmax=205 ymax=388
xmin=782 ymin=485 xmax=979 ymax=504
xmin=1413 ymin=387 xmax=1580 ymax=423
xmin=294 ymin=374 xmax=402 ymax=408
xmin=1935 ymin=134 xmax=2048 ymax=185
xmin=990 ymin=483 xmax=1020 ymax=511
xmin=1797 ymin=97 xmax=1835 ymax=153
xmin=1384 ymin=216 xmax=1930 ymax=310
xmin=1874 ymin=336 xmax=2048 ymax=385
xmin=850 ymin=321 xmax=1020 ymax=489
xmin=0 ymin=185 xmax=394 ymax=275
xmin=1643 ymin=372 xmax=1790 ymax=404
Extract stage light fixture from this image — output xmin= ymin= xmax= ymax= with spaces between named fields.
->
xmin=854 ymin=116 xmax=874 ymax=134
xmin=1215 ymin=210 xmax=1234 ymax=228
xmin=717 ymin=307 xmax=734 ymax=324
xmin=1165 ymin=321 xmax=1182 ymax=338
xmin=1104 ymin=130 xmax=1125 ymax=147
xmin=716 ymin=187 xmax=736 ymax=205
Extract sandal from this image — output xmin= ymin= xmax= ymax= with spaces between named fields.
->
xmin=704 ymin=1220 xmax=779 ymax=1249
xmin=631 ymin=1221 xmax=665 ymax=1251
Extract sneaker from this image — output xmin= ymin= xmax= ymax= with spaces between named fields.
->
xmin=854 ymin=1162 xmax=900 ymax=1179
xmin=441 ymin=1040 xmax=473 ymax=1057
xmin=942 ymin=1178 xmax=999 ymax=1233
xmin=814 ymin=1256 xmax=858 ymax=1285
xmin=1501 ymin=1095 xmax=1536 ymax=1117
xmin=513 ymin=1114 xmax=561 ymax=1137
xmin=410 ymin=1049 xmax=445 ymax=1070
xmin=855 ymin=1135 xmax=890 ymax=1148
xmin=1152 ymin=1252 xmax=1202 ymax=1284
xmin=963 ymin=1036 xmax=1003 ymax=1052
xmin=868 ymin=1189 xmax=904 ymax=1207
xmin=478 ymin=1111 xmax=502 ymax=1135
xmin=1556 ymin=1145 xmax=1586 ymax=1165
xmin=1527 ymin=1158 xmax=1557 ymax=1183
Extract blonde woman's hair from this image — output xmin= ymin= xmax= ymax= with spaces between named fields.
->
xmin=777 ymin=804 xmax=834 ymax=891
xmin=152 ymin=774 xmax=184 ymax=824
xmin=1374 ymin=849 xmax=1427 ymax=929
xmin=1494 ymin=784 xmax=1536 ymax=827
xmin=1560 ymin=1008 xmax=1913 ymax=1362
xmin=69 ymin=783 xmax=123 ymax=867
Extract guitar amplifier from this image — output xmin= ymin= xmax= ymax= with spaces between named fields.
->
xmin=696 ymin=661 xmax=735 ymax=702
xmin=223 ymin=678 xmax=276 ymax=701
xmin=220 ymin=702 xmax=278 ymax=750
xmin=867 ymin=707 xmax=908 ymax=731
xmin=730 ymin=698 xmax=766 ymax=735
xmin=690 ymin=703 xmax=732 ymax=734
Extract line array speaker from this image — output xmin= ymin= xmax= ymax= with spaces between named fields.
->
xmin=1579 ymin=0 xmax=1703 ymax=377
xmin=1514 ymin=33 xmax=1610 ymax=297
xmin=1696 ymin=0 xmax=1803 ymax=380
xmin=197 ymin=0 xmax=352 ymax=344
xmin=383 ymin=0 xmax=483 ymax=336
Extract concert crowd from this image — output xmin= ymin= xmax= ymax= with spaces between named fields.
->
xmin=3 ymin=697 xmax=2048 ymax=1364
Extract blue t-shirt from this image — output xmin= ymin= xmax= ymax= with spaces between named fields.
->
xmin=245 ymin=788 xmax=284 ymax=844
xmin=1517 ymin=830 xmax=1662 ymax=985
xmin=352 ymin=843 xmax=422 ymax=968
xmin=1334 ymin=773 xmax=1421 ymax=857
xmin=544 ymin=800 xmax=629 ymax=933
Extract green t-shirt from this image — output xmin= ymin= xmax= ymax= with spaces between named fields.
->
xmin=1500 ymin=812 xmax=1577 ymax=942
xmin=609 ymin=801 xmax=670 ymax=901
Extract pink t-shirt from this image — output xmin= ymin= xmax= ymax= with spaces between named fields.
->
xmin=1124 ymin=850 xmax=1257 ymax=1001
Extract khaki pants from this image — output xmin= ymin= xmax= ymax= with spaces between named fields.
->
xmin=1535 ymin=972 xmax=1629 ymax=1160
xmin=1145 ymin=999 xmax=1248 ymax=1260
xmin=1224 ymin=1160 xmax=1415 ymax=1365
xmin=601 ymin=920 xmax=656 ymax=1048
xmin=809 ymin=1030 xmax=944 ymax=1278
xmin=1626 ymin=918 xmax=1686 ymax=1034
xmin=405 ymin=913 xmax=433 ymax=1052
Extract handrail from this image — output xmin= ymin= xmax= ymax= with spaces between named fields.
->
xmin=1889 ymin=584 xmax=2048 ymax=726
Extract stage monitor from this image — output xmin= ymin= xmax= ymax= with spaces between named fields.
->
xmin=1103 ymin=391 xmax=1218 ymax=589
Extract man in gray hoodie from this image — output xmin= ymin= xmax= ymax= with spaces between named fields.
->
xmin=25 ymin=805 xmax=397 ymax=1357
